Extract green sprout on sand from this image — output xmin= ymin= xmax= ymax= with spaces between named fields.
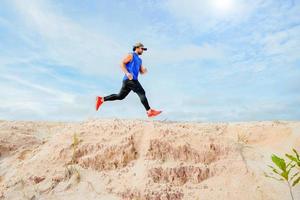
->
xmin=71 ymin=133 xmax=79 ymax=164
xmin=265 ymin=149 xmax=300 ymax=200
xmin=64 ymin=133 xmax=81 ymax=184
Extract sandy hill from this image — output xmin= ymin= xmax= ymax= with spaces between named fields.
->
xmin=0 ymin=119 xmax=299 ymax=200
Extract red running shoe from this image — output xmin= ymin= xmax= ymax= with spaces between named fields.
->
xmin=147 ymin=109 xmax=162 ymax=117
xmin=96 ymin=96 xmax=104 ymax=111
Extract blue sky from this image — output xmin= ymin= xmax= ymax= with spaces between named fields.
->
xmin=0 ymin=0 xmax=299 ymax=122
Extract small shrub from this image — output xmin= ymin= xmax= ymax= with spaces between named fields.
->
xmin=71 ymin=133 xmax=79 ymax=164
xmin=265 ymin=149 xmax=300 ymax=200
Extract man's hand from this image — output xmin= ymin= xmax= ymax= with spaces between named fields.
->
xmin=140 ymin=66 xmax=148 ymax=74
xmin=142 ymin=68 xmax=147 ymax=74
xmin=126 ymin=72 xmax=133 ymax=80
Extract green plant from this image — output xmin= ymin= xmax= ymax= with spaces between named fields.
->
xmin=66 ymin=133 xmax=81 ymax=184
xmin=236 ymin=133 xmax=252 ymax=173
xmin=265 ymin=149 xmax=300 ymax=200
xmin=286 ymin=148 xmax=300 ymax=168
xmin=71 ymin=133 xmax=79 ymax=164
xmin=286 ymin=149 xmax=300 ymax=186
xmin=64 ymin=165 xmax=81 ymax=183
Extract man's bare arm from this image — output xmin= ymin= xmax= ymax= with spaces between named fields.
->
xmin=121 ymin=54 xmax=133 ymax=80
xmin=120 ymin=54 xmax=132 ymax=73
xmin=140 ymin=65 xmax=148 ymax=74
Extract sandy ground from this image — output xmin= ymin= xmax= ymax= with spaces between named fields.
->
xmin=0 ymin=119 xmax=299 ymax=200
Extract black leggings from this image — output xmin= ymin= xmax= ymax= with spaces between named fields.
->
xmin=103 ymin=79 xmax=151 ymax=111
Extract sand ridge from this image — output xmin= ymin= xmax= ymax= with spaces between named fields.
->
xmin=0 ymin=119 xmax=299 ymax=200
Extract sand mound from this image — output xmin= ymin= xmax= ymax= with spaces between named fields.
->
xmin=0 ymin=119 xmax=299 ymax=200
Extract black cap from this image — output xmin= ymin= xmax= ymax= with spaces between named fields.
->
xmin=133 ymin=42 xmax=147 ymax=51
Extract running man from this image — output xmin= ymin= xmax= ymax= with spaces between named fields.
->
xmin=95 ymin=42 xmax=162 ymax=118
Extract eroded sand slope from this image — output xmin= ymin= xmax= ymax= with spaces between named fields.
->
xmin=0 ymin=119 xmax=299 ymax=200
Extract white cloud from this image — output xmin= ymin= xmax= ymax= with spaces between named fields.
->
xmin=0 ymin=74 xmax=75 ymax=103
xmin=261 ymin=25 xmax=300 ymax=61
xmin=10 ymin=0 xmax=126 ymax=78
xmin=162 ymin=0 xmax=263 ymax=33
xmin=0 ymin=73 xmax=98 ymax=121
xmin=166 ymin=99 xmax=299 ymax=122
xmin=149 ymin=43 xmax=225 ymax=65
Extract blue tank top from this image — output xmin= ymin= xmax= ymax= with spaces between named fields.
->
xmin=123 ymin=52 xmax=142 ymax=81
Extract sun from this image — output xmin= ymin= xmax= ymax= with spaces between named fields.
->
xmin=211 ymin=0 xmax=235 ymax=15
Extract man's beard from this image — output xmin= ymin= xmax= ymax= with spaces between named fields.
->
xmin=137 ymin=51 xmax=142 ymax=55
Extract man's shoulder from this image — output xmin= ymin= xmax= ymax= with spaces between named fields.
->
xmin=126 ymin=52 xmax=134 ymax=58
xmin=123 ymin=53 xmax=133 ymax=60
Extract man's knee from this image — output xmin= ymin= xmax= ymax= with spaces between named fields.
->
xmin=116 ymin=89 xmax=128 ymax=100
xmin=137 ymin=88 xmax=145 ymax=95
xmin=118 ymin=94 xmax=126 ymax=100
